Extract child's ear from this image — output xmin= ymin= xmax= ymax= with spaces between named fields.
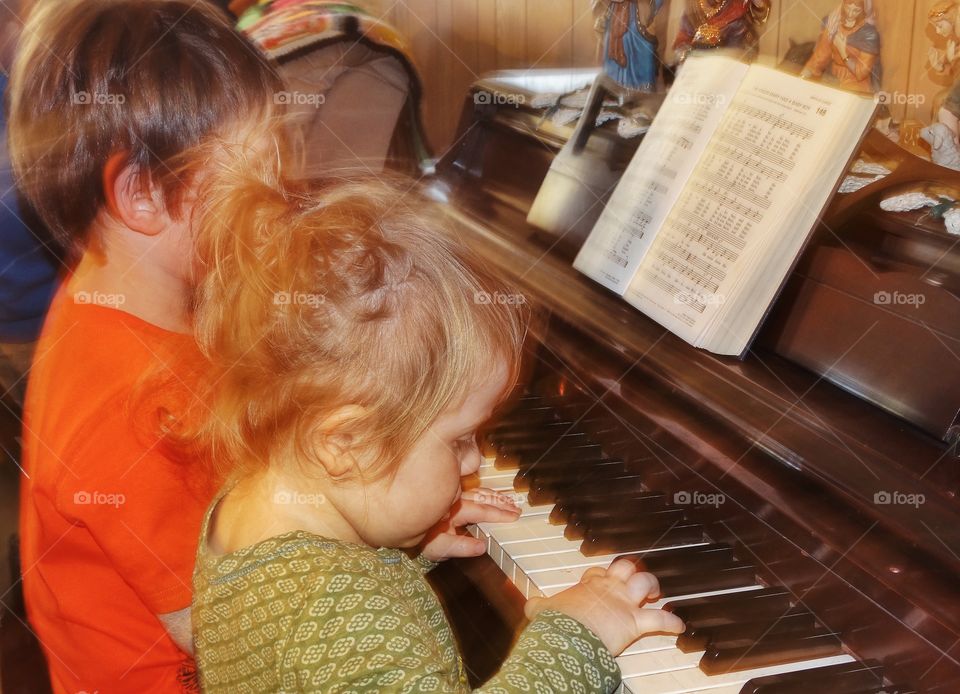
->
xmin=103 ymin=152 xmax=168 ymax=237
xmin=311 ymin=405 xmax=369 ymax=479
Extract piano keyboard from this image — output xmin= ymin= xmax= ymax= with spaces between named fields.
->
xmin=465 ymin=395 xmax=913 ymax=694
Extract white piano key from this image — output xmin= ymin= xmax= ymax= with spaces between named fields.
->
xmin=619 ymin=653 xmax=854 ymax=694
xmin=482 ymin=515 xmax=566 ymax=544
xmin=618 ymin=648 xmax=703 ymax=676
xmin=622 ymin=634 xmax=679 ymax=656
xmin=501 ymin=535 xmax=588 ymax=557
xmin=517 ymin=548 xmax=618 ymax=573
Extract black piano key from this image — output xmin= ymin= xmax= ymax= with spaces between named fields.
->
xmin=550 ymin=488 xmax=666 ymax=525
xmin=844 ymin=688 xmax=916 ymax=694
xmin=664 ymin=587 xmax=793 ymax=625
xmin=487 ymin=403 xmax=558 ymax=432
xmin=565 ymin=507 xmax=684 ymax=540
xmin=624 ymin=543 xmax=737 ymax=574
xmin=496 ymin=441 xmax=602 ymax=470
xmin=519 ymin=458 xmax=627 ymax=492
xmin=739 ymin=660 xmax=885 ymax=694
xmin=614 ymin=543 xmax=736 ymax=573
xmin=564 ymin=495 xmax=669 ymax=533
xmin=659 ymin=563 xmax=757 ymax=599
xmin=517 ymin=452 xmax=625 ymax=478
xmin=677 ymin=609 xmax=815 ymax=653
xmin=548 ymin=486 xmax=658 ymax=520
xmin=486 ymin=421 xmax=579 ymax=444
xmin=497 ymin=431 xmax=592 ymax=454
xmin=700 ymin=628 xmax=844 ymax=675
xmin=528 ymin=470 xmax=644 ymax=505
xmin=579 ymin=523 xmax=705 ymax=555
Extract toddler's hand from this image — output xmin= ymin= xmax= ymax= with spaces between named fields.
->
xmin=419 ymin=488 xmax=521 ymax=562
xmin=524 ymin=558 xmax=685 ymax=656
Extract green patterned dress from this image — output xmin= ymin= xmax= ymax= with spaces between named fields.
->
xmin=192 ymin=500 xmax=622 ymax=693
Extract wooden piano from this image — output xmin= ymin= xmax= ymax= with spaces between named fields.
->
xmin=423 ymin=71 xmax=960 ymax=694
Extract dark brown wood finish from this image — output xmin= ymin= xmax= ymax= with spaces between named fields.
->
xmin=429 ymin=77 xmax=960 ymax=692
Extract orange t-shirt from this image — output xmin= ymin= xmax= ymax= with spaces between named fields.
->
xmin=20 ymin=288 xmax=213 ymax=693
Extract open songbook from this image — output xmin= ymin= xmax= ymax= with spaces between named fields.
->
xmin=573 ymin=53 xmax=877 ymax=357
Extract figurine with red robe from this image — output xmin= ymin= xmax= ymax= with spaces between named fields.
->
xmin=674 ymin=0 xmax=772 ymax=62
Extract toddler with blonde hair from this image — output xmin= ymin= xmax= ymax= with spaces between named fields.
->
xmin=189 ymin=170 xmax=684 ymax=691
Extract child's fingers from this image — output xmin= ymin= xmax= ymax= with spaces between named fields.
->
xmin=524 ymin=596 xmax=545 ymax=620
xmin=581 ymin=566 xmax=607 ymax=581
xmin=424 ymin=533 xmax=486 ymax=561
xmin=633 ymin=608 xmax=685 ymax=635
xmin=606 ymin=557 xmax=639 ymax=582
xmin=461 ymin=487 xmax=520 ymax=511
xmin=447 ymin=498 xmax=520 ymax=527
xmin=625 ymin=571 xmax=661 ymax=603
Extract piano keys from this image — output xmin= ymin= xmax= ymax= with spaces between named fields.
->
xmin=465 ymin=395 xmax=915 ymax=694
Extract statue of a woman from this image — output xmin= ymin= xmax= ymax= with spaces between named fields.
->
xmin=673 ymin=0 xmax=772 ymax=62
xmin=800 ymin=0 xmax=881 ymax=95
xmin=928 ymin=2 xmax=960 ymax=141
xmin=594 ymin=0 xmax=665 ymax=94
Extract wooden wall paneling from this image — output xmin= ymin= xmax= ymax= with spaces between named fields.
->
xmin=876 ymin=0 xmax=919 ymax=122
xmin=906 ymin=0 xmax=950 ymax=124
xmin=755 ymin=0 xmax=781 ymax=61
xmin=494 ymin=0 xmax=528 ymax=68
xmin=572 ymin=0 xmax=600 ymax=67
xmin=446 ymin=0 xmax=484 ymax=155
xmin=476 ymin=0 xmax=499 ymax=75
xmin=525 ymin=0 xmax=574 ymax=69
xmin=393 ymin=0 xmax=443 ymax=151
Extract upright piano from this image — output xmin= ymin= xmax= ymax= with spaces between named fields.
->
xmin=424 ymin=71 xmax=960 ymax=694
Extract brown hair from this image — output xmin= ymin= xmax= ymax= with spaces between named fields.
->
xmin=189 ymin=166 xmax=530 ymax=484
xmin=7 ymin=0 xmax=284 ymax=258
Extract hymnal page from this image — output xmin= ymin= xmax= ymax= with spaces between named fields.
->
xmin=573 ymin=54 xmax=749 ymax=293
xmin=622 ymin=64 xmax=875 ymax=355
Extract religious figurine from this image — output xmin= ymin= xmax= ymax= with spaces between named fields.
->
xmin=800 ymin=0 xmax=881 ymax=95
xmin=673 ymin=0 xmax=772 ymax=62
xmin=927 ymin=2 xmax=960 ymax=142
xmin=593 ymin=0 xmax=665 ymax=94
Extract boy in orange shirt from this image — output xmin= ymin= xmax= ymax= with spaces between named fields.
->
xmin=8 ymin=1 xmax=284 ymax=691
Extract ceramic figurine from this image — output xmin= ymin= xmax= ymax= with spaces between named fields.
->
xmin=928 ymin=2 xmax=960 ymax=142
xmin=800 ymin=0 xmax=881 ymax=95
xmin=673 ymin=0 xmax=772 ymax=62
xmin=594 ymin=0 xmax=665 ymax=94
